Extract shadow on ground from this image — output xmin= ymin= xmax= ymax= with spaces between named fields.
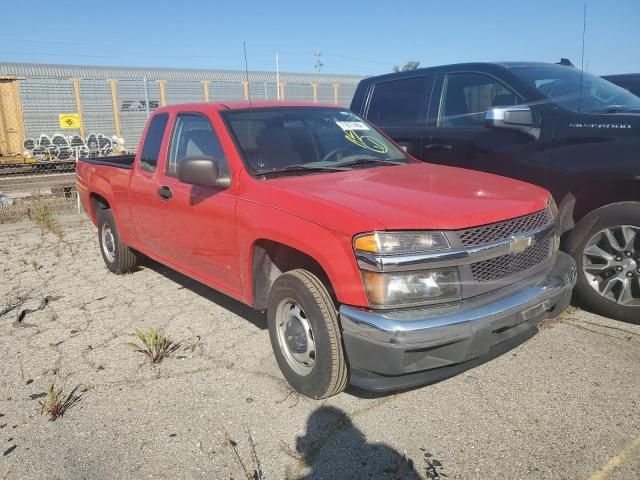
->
xmin=141 ymin=258 xmax=267 ymax=330
xmin=292 ymin=405 xmax=439 ymax=479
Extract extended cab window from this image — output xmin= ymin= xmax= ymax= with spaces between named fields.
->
xmin=367 ymin=77 xmax=429 ymax=126
xmin=139 ymin=113 xmax=169 ymax=172
xmin=439 ymin=73 xmax=520 ymax=128
xmin=167 ymin=114 xmax=228 ymax=178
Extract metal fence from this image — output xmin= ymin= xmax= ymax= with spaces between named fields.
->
xmin=0 ymin=63 xmax=364 ymax=170
xmin=0 ymin=63 xmax=364 ymax=223
xmin=0 ymin=172 xmax=79 ymax=224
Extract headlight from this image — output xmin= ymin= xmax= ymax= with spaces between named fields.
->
xmin=547 ymin=196 xmax=558 ymax=219
xmin=354 ymin=231 xmax=449 ymax=255
xmin=362 ymin=268 xmax=461 ymax=308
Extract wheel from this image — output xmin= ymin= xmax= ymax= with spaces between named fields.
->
xmin=267 ymin=269 xmax=348 ymax=398
xmin=566 ymin=202 xmax=640 ymax=323
xmin=96 ymin=208 xmax=138 ymax=274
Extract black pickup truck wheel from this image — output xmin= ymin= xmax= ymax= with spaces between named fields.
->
xmin=96 ymin=208 xmax=138 ymax=274
xmin=567 ymin=202 xmax=640 ymax=324
xmin=267 ymin=269 xmax=348 ymax=399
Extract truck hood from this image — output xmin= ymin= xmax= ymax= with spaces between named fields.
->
xmin=266 ymin=162 xmax=549 ymax=232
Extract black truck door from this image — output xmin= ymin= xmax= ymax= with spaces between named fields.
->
xmin=360 ymin=75 xmax=433 ymax=158
xmin=422 ymin=71 xmax=550 ymax=187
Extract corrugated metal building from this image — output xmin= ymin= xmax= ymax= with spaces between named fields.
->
xmin=0 ymin=63 xmax=365 ymax=156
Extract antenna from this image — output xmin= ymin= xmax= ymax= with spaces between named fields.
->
xmin=276 ymin=50 xmax=280 ymax=101
xmin=243 ymin=42 xmax=252 ymax=107
xmin=579 ymin=3 xmax=587 ymax=112
xmin=314 ymin=46 xmax=323 ymax=73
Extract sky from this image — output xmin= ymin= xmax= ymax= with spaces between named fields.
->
xmin=0 ymin=0 xmax=638 ymax=76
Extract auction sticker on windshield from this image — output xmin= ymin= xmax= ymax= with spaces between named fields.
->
xmin=336 ymin=121 xmax=370 ymax=131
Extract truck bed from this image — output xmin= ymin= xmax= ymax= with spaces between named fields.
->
xmin=79 ymin=154 xmax=136 ymax=169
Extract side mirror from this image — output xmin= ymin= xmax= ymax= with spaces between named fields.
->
xmin=177 ymin=156 xmax=230 ymax=188
xmin=485 ymin=106 xmax=541 ymax=139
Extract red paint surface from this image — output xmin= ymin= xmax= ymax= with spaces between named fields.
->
xmin=77 ymin=102 xmax=550 ymax=308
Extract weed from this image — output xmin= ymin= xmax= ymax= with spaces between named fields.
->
xmin=224 ymin=430 xmax=264 ymax=480
xmin=30 ymin=205 xmax=63 ymax=239
xmin=37 ymin=383 xmax=78 ymax=421
xmin=126 ymin=328 xmax=178 ymax=364
xmin=182 ymin=329 xmax=204 ymax=354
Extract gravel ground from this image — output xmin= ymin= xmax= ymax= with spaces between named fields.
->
xmin=1 ymin=214 xmax=638 ymax=480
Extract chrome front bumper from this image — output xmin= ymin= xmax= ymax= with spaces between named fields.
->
xmin=340 ymin=252 xmax=577 ymax=391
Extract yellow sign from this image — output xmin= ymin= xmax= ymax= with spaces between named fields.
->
xmin=58 ymin=113 xmax=82 ymax=129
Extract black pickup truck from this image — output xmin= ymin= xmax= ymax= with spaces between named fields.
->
xmin=604 ymin=73 xmax=640 ymax=97
xmin=351 ymin=62 xmax=640 ymax=322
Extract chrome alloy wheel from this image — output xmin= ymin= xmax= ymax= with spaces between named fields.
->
xmin=582 ymin=225 xmax=640 ymax=306
xmin=275 ymin=298 xmax=316 ymax=376
xmin=101 ymin=223 xmax=116 ymax=263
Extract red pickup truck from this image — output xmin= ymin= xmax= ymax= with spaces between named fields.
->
xmin=76 ymin=102 xmax=576 ymax=398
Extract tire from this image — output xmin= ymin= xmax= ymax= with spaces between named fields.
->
xmin=96 ymin=208 xmax=138 ymax=274
xmin=267 ymin=269 xmax=348 ymax=398
xmin=566 ymin=202 xmax=640 ymax=324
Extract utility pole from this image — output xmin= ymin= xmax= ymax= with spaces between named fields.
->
xmin=143 ymin=77 xmax=150 ymax=118
xmin=314 ymin=46 xmax=323 ymax=73
xmin=276 ymin=50 xmax=280 ymax=100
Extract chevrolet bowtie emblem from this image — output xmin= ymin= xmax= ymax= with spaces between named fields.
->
xmin=509 ymin=235 xmax=533 ymax=254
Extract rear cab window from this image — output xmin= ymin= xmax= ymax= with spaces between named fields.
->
xmin=366 ymin=76 xmax=431 ymax=126
xmin=139 ymin=113 xmax=169 ymax=172
xmin=438 ymin=73 xmax=521 ymax=128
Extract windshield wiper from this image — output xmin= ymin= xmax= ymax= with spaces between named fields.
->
xmin=258 ymin=164 xmax=347 ymax=178
xmin=333 ymin=158 xmax=404 ymax=168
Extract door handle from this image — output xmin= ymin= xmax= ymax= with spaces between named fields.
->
xmin=157 ymin=185 xmax=172 ymax=200
xmin=424 ymin=143 xmax=453 ymax=151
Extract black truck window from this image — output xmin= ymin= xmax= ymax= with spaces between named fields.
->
xmin=139 ymin=113 xmax=169 ymax=172
xmin=439 ymin=73 xmax=519 ymax=128
xmin=367 ymin=76 xmax=429 ymax=126
xmin=167 ymin=114 xmax=228 ymax=178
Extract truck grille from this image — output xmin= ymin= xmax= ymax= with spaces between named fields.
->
xmin=470 ymin=239 xmax=552 ymax=282
xmin=458 ymin=208 xmax=552 ymax=247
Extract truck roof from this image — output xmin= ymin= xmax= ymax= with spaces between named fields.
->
xmin=153 ymin=101 xmax=342 ymax=114
xmin=359 ymin=61 xmax=566 ymax=83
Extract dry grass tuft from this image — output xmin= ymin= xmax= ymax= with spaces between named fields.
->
xmin=38 ymin=383 xmax=78 ymax=421
xmin=126 ymin=328 xmax=178 ymax=364
xmin=30 ymin=204 xmax=64 ymax=238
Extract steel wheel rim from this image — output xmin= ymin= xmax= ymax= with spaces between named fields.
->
xmin=275 ymin=298 xmax=316 ymax=376
xmin=582 ymin=225 xmax=640 ymax=307
xmin=101 ymin=224 xmax=116 ymax=263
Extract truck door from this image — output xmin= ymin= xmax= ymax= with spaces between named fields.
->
xmin=362 ymin=75 xmax=433 ymax=157
xmin=128 ymin=112 xmax=171 ymax=254
xmin=154 ymin=112 xmax=241 ymax=297
xmin=423 ymin=71 xmax=548 ymax=187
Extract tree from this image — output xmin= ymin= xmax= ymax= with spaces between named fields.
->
xmin=393 ymin=61 xmax=420 ymax=73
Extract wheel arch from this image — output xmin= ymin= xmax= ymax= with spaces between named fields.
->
xmin=560 ymin=178 xmax=640 ymax=244
xmin=89 ymin=192 xmax=111 ymax=224
xmin=251 ymin=239 xmax=337 ymax=311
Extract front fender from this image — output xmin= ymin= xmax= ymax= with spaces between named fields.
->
xmin=236 ymin=200 xmax=369 ymax=307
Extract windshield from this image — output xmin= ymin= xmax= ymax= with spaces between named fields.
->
xmin=510 ymin=65 xmax=640 ymax=113
xmin=222 ymin=107 xmax=412 ymax=177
